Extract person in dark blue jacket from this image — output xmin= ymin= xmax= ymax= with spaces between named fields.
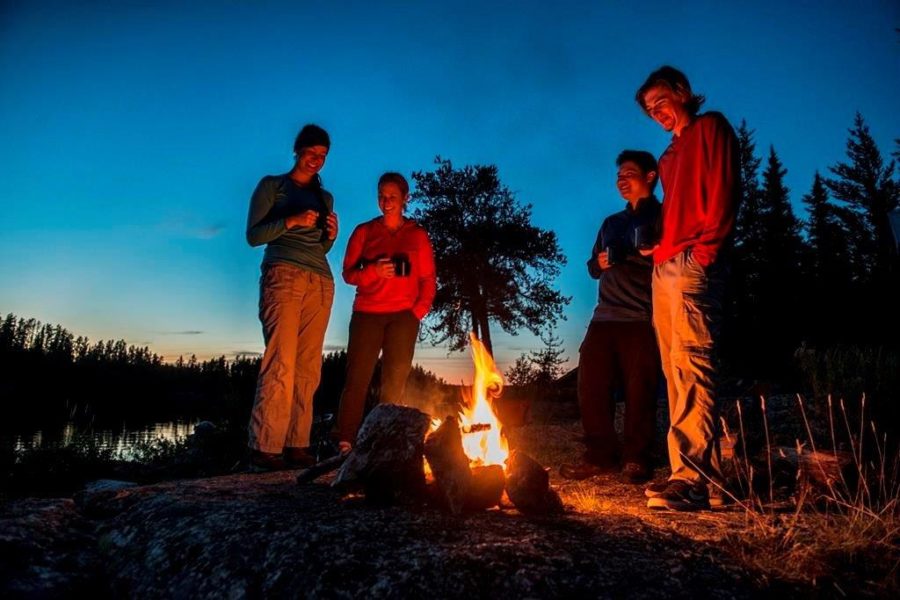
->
xmin=560 ymin=150 xmax=661 ymax=484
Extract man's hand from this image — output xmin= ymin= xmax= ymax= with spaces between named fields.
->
xmin=325 ymin=212 xmax=338 ymax=240
xmin=285 ymin=210 xmax=319 ymax=230
xmin=374 ymin=258 xmax=395 ymax=279
xmin=597 ymin=251 xmax=611 ymax=270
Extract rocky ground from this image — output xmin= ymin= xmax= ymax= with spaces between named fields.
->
xmin=0 ymin=397 xmax=890 ymax=598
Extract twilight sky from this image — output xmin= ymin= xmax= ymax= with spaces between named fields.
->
xmin=1 ymin=0 xmax=898 ymax=382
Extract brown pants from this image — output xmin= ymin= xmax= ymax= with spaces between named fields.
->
xmin=336 ymin=310 xmax=420 ymax=444
xmin=577 ymin=320 xmax=660 ymax=467
xmin=653 ymin=249 xmax=724 ymax=483
xmin=248 ymin=263 xmax=334 ymax=453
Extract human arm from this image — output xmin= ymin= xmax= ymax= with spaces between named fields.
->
xmin=412 ymin=230 xmax=437 ymax=320
xmin=342 ymin=224 xmax=381 ymax=287
xmin=586 ymin=222 xmax=608 ymax=279
xmin=246 ymin=177 xmax=286 ymax=247
xmin=693 ymin=115 xmax=740 ymax=268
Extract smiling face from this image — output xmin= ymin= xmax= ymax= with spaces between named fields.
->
xmin=641 ymin=83 xmax=692 ymax=135
xmin=378 ymin=181 xmax=407 ymax=218
xmin=617 ymin=160 xmax=655 ymax=204
xmin=294 ymin=145 xmax=329 ymax=179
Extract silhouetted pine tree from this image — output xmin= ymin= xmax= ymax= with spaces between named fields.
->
xmin=825 ymin=113 xmax=899 ymax=284
xmin=725 ymin=120 xmax=766 ymax=372
xmin=756 ymin=146 xmax=804 ymax=376
xmin=824 ymin=113 xmax=899 ymax=341
xmin=801 ymin=172 xmax=855 ymax=341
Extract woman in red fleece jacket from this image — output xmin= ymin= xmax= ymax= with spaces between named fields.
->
xmin=335 ymin=172 xmax=436 ymax=450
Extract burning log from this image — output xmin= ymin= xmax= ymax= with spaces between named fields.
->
xmin=424 ymin=416 xmax=472 ymax=514
xmin=333 ymin=404 xmax=432 ymax=503
xmin=505 ymin=450 xmax=563 ymax=515
xmin=465 ymin=465 xmax=505 ymax=511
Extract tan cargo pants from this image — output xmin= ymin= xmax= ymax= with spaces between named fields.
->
xmin=652 ymin=249 xmax=724 ymax=484
xmin=248 ymin=263 xmax=334 ymax=453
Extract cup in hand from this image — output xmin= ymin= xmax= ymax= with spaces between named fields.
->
xmin=633 ymin=223 xmax=658 ymax=252
xmin=391 ymin=254 xmax=411 ymax=277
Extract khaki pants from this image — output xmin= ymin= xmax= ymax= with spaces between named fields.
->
xmin=248 ymin=263 xmax=334 ymax=453
xmin=652 ymin=249 xmax=724 ymax=483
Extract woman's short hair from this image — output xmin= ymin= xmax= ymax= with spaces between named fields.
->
xmin=293 ymin=124 xmax=331 ymax=154
xmin=378 ymin=172 xmax=409 ymax=196
xmin=635 ymin=66 xmax=705 ymax=116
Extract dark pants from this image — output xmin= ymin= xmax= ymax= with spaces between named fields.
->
xmin=577 ymin=320 xmax=660 ymax=467
xmin=336 ymin=310 xmax=420 ymax=443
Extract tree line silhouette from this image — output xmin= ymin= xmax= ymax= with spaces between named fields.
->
xmin=725 ymin=113 xmax=898 ymax=384
xmin=0 ymin=313 xmax=448 ymax=440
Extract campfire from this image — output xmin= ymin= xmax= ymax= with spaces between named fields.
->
xmin=300 ymin=333 xmax=562 ymax=515
xmin=428 ymin=333 xmax=509 ymax=472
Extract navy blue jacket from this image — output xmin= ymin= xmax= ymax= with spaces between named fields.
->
xmin=588 ymin=196 xmax=660 ymax=322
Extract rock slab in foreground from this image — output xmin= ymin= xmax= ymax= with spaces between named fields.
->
xmin=333 ymin=404 xmax=432 ymax=502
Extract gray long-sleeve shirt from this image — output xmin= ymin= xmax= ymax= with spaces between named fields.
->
xmin=246 ymin=174 xmax=335 ymax=278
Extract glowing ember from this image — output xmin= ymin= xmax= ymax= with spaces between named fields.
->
xmin=458 ymin=333 xmax=509 ymax=469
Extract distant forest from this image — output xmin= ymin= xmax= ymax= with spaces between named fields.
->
xmin=0 ymin=313 xmax=450 ymax=434
xmin=722 ymin=114 xmax=898 ymax=379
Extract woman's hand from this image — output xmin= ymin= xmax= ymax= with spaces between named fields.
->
xmin=374 ymin=258 xmax=395 ymax=279
xmin=285 ymin=210 xmax=319 ymax=230
xmin=325 ymin=212 xmax=338 ymax=240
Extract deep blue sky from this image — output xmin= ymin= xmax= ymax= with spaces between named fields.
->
xmin=1 ymin=1 xmax=897 ymax=381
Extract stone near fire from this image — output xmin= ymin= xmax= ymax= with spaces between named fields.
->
xmin=333 ymin=404 xmax=432 ymax=503
xmin=424 ymin=415 xmax=472 ymax=515
xmin=505 ymin=450 xmax=563 ymax=515
xmin=465 ymin=465 xmax=505 ymax=511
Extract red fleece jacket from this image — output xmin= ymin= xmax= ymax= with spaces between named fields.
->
xmin=655 ymin=112 xmax=740 ymax=268
xmin=342 ymin=218 xmax=437 ymax=319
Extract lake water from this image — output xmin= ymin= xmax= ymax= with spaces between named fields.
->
xmin=6 ymin=419 xmax=200 ymax=460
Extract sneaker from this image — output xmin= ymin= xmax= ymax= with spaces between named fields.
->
xmin=646 ymin=480 xmax=710 ymax=511
xmin=283 ymin=447 xmax=317 ymax=468
xmin=620 ymin=462 xmax=651 ymax=484
xmin=644 ymin=480 xmax=670 ymax=498
xmin=559 ymin=459 xmax=618 ymax=480
xmin=707 ymin=482 xmax=734 ymax=508
xmin=249 ymin=450 xmax=289 ymax=472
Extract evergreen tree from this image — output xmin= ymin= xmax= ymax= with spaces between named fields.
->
xmin=801 ymin=173 xmax=854 ymax=341
xmin=411 ymin=158 xmax=569 ymax=354
xmin=756 ymin=146 xmax=804 ymax=374
xmin=825 ymin=113 xmax=899 ymax=284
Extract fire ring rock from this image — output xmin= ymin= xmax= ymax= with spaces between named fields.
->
xmin=505 ymin=449 xmax=563 ymax=515
xmin=333 ymin=404 xmax=432 ymax=503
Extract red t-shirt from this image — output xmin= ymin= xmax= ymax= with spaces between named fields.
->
xmin=655 ymin=112 xmax=740 ymax=268
xmin=342 ymin=218 xmax=437 ymax=319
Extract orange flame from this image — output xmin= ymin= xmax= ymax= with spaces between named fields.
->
xmin=457 ymin=332 xmax=509 ymax=469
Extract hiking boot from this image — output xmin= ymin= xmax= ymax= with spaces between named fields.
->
xmin=283 ymin=447 xmax=316 ymax=468
xmin=620 ymin=462 xmax=651 ymax=484
xmin=249 ymin=450 xmax=289 ymax=472
xmin=559 ymin=459 xmax=617 ymax=480
xmin=646 ymin=480 xmax=710 ymax=511
xmin=644 ymin=480 xmax=670 ymax=498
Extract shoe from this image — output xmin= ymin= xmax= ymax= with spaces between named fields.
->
xmin=620 ymin=462 xmax=651 ymax=484
xmin=249 ymin=450 xmax=289 ymax=472
xmin=646 ymin=480 xmax=710 ymax=511
xmin=644 ymin=480 xmax=670 ymax=498
xmin=707 ymin=482 xmax=734 ymax=508
xmin=283 ymin=447 xmax=316 ymax=468
xmin=559 ymin=460 xmax=617 ymax=480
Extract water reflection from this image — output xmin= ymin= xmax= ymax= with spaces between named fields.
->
xmin=9 ymin=419 xmax=199 ymax=460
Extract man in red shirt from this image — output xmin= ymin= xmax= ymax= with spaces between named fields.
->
xmin=636 ymin=66 xmax=739 ymax=510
